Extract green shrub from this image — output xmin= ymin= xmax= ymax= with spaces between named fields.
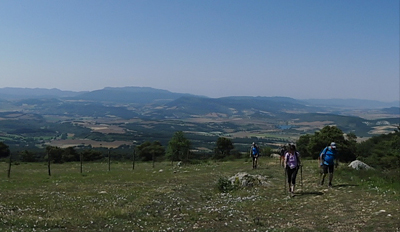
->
xmin=216 ymin=177 xmax=234 ymax=193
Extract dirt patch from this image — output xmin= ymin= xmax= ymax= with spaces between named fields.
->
xmin=369 ymin=125 xmax=398 ymax=135
xmin=48 ymin=139 xmax=130 ymax=148
xmin=72 ymin=121 xmax=126 ymax=134
xmin=291 ymin=121 xmax=334 ymax=131
xmin=89 ymin=124 xmax=126 ymax=134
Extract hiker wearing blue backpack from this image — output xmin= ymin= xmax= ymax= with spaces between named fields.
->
xmin=250 ymin=142 xmax=260 ymax=169
xmin=319 ymin=142 xmax=339 ymax=187
xmin=284 ymin=144 xmax=301 ymax=195
xmin=279 ymin=145 xmax=287 ymax=167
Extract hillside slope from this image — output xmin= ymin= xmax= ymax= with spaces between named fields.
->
xmin=0 ymin=160 xmax=398 ymax=231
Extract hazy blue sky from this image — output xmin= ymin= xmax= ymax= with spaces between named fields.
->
xmin=1 ymin=0 xmax=399 ymax=102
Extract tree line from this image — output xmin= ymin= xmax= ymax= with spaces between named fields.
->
xmin=296 ymin=125 xmax=400 ymax=170
xmin=1 ymin=126 xmax=399 ymax=171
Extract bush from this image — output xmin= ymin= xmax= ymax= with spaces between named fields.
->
xmin=216 ymin=177 xmax=235 ymax=193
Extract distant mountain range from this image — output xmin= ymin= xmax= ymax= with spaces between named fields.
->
xmin=303 ymin=98 xmax=399 ymax=109
xmin=0 ymin=87 xmax=398 ymax=139
xmin=0 ymin=86 xmax=398 ymax=109
xmin=0 ymin=87 xmax=84 ymax=99
xmin=73 ymin=87 xmax=195 ymax=104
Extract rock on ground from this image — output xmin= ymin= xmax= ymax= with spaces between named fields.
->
xmin=348 ymin=160 xmax=374 ymax=170
xmin=228 ymin=172 xmax=270 ymax=187
xmin=270 ymin=153 xmax=281 ymax=158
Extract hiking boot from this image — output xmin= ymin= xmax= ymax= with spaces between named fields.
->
xmin=320 ymin=180 xmax=324 ymax=186
xmin=328 ymin=183 xmax=333 ymax=188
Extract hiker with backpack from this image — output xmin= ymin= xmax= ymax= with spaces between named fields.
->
xmin=319 ymin=142 xmax=339 ymax=187
xmin=250 ymin=142 xmax=260 ymax=169
xmin=279 ymin=145 xmax=287 ymax=167
xmin=283 ymin=144 xmax=301 ymax=195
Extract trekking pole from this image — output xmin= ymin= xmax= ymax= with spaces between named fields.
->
xmin=284 ymin=166 xmax=287 ymax=194
xmin=300 ymin=165 xmax=303 ymax=188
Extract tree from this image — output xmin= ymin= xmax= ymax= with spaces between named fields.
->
xmin=46 ymin=146 xmax=64 ymax=163
xmin=82 ymin=150 xmax=103 ymax=161
xmin=62 ymin=147 xmax=79 ymax=162
xmin=296 ymin=134 xmax=311 ymax=158
xmin=297 ymin=126 xmax=352 ymax=161
xmin=261 ymin=146 xmax=273 ymax=157
xmin=356 ymin=130 xmax=400 ymax=169
xmin=341 ymin=132 xmax=357 ymax=162
xmin=137 ymin=141 xmax=165 ymax=161
xmin=309 ymin=126 xmax=345 ymax=158
xmin=214 ymin=137 xmax=234 ymax=159
xmin=45 ymin=146 xmax=82 ymax=163
xmin=0 ymin=142 xmax=10 ymax=158
xmin=20 ymin=150 xmax=37 ymax=162
xmin=166 ymin=131 xmax=191 ymax=162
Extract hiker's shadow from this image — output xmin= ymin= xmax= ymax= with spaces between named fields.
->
xmin=294 ymin=184 xmax=359 ymax=197
xmin=333 ymin=184 xmax=359 ymax=187
xmin=296 ymin=191 xmax=324 ymax=196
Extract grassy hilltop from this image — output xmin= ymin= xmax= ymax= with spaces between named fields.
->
xmin=1 ymin=158 xmax=399 ymax=231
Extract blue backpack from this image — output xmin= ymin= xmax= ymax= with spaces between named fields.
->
xmin=252 ymin=146 xmax=259 ymax=156
xmin=321 ymin=147 xmax=335 ymax=165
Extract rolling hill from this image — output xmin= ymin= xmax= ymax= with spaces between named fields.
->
xmin=70 ymin=86 xmax=197 ymax=104
xmin=0 ymin=86 xmax=398 ymax=144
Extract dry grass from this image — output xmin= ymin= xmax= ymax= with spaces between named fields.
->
xmin=0 ymin=159 xmax=399 ymax=231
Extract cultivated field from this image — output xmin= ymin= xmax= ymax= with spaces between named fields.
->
xmin=0 ymin=159 xmax=399 ymax=231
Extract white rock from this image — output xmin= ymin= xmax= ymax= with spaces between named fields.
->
xmin=348 ymin=160 xmax=374 ymax=170
xmin=270 ymin=153 xmax=281 ymax=158
xmin=228 ymin=172 xmax=270 ymax=187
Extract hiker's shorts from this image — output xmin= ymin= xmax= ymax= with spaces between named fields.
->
xmin=322 ymin=164 xmax=334 ymax=174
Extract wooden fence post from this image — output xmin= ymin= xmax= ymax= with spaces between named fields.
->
xmin=48 ymin=150 xmax=51 ymax=176
xmin=108 ymin=149 xmax=111 ymax=171
xmin=7 ymin=152 xmax=12 ymax=178
xmin=152 ymin=150 xmax=155 ymax=168
xmin=132 ymin=148 xmax=135 ymax=170
xmin=80 ymin=147 xmax=83 ymax=174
